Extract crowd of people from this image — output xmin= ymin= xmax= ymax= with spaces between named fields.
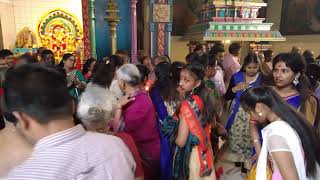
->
xmin=0 ymin=43 xmax=320 ymax=180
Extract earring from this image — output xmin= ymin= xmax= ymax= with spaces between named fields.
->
xmin=191 ymin=87 xmax=196 ymax=94
xmin=293 ymin=76 xmax=299 ymax=86
xmin=293 ymin=73 xmax=300 ymax=86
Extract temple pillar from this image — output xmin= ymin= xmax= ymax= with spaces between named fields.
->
xmin=149 ymin=0 xmax=173 ymax=58
xmin=215 ymin=8 xmax=218 ymax=18
xmin=105 ymin=0 xmax=121 ymax=55
xmin=131 ymin=0 xmax=138 ymax=63
xmin=89 ymin=0 xmax=97 ymax=58
xmin=81 ymin=0 xmax=91 ymax=59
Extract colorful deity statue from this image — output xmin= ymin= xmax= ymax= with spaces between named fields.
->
xmin=51 ymin=25 xmax=68 ymax=58
xmin=41 ymin=33 xmax=51 ymax=47
xmin=15 ymin=27 xmax=38 ymax=48
xmin=38 ymin=9 xmax=83 ymax=62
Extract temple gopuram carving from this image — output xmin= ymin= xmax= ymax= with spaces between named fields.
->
xmin=183 ymin=0 xmax=285 ymax=51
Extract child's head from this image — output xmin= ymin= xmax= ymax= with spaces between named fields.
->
xmin=205 ymin=57 xmax=217 ymax=79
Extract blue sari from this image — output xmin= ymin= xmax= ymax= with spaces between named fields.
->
xmin=226 ymin=72 xmax=262 ymax=130
xmin=284 ymin=94 xmax=301 ymax=109
xmin=149 ymin=87 xmax=173 ymax=180
xmin=284 ymin=93 xmax=319 ymax=128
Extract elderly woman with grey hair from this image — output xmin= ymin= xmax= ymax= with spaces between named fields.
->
xmin=77 ymin=83 xmax=117 ymax=131
xmin=77 ymin=83 xmax=144 ymax=180
xmin=111 ymin=64 xmax=160 ymax=180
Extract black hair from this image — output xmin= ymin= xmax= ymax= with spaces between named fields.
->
xmin=3 ymin=64 xmax=73 ymax=123
xmin=181 ymin=63 xmax=217 ymax=127
xmin=0 ymin=118 xmax=4 ymax=130
xmin=273 ymin=53 xmax=306 ymax=74
xmin=40 ymin=49 xmax=55 ymax=66
xmin=62 ymin=53 xmax=74 ymax=61
xmin=37 ymin=47 xmax=47 ymax=54
xmin=40 ymin=49 xmax=54 ymax=59
xmin=138 ymin=56 xmax=149 ymax=65
xmin=90 ymin=55 xmax=123 ymax=88
xmin=240 ymin=86 xmax=320 ymax=177
xmin=58 ymin=53 xmax=74 ymax=68
xmin=208 ymin=43 xmax=224 ymax=67
xmin=17 ymin=53 xmax=38 ymax=64
xmin=228 ymin=43 xmax=241 ymax=55
xmin=155 ymin=55 xmax=170 ymax=64
xmin=188 ymin=53 xmax=209 ymax=68
xmin=273 ymin=53 xmax=312 ymax=106
xmin=90 ymin=60 xmax=114 ymax=88
xmin=154 ymin=61 xmax=178 ymax=101
xmin=164 ymin=55 xmax=172 ymax=64
xmin=208 ymin=43 xmax=225 ymax=57
xmin=82 ymin=57 xmax=96 ymax=75
xmin=185 ymin=53 xmax=195 ymax=64
xmin=303 ymin=50 xmax=315 ymax=65
xmin=171 ymin=61 xmax=185 ymax=87
xmin=241 ymin=53 xmax=260 ymax=72
xmin=136 ymin=64 xmax=150 ymax=83
xmin=116 ymin=50 xmax=129 ymax=56
xmin=306 ymin=63 xmax=320 ymax=90
xmin=207 ymin=56 xmax=217 ymax=67
xmin=0 ymin=49 xmax=13 ymax=59
xmin=106 ymin=55 xmax=124 ymax=69
xmin=193 ymin=44 xmax=203 ymax=52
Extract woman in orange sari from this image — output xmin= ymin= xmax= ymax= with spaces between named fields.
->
xmin=173 ymin=63 xmax=218 ymax=180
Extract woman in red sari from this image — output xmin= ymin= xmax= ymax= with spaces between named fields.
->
xmin=173 ymin=63 xmax=218 ymax=180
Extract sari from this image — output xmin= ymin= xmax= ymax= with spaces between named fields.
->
xmin=216 ymin=72 xmax=261 ymax=180
xmin=167 ymin=95 xmax=215 ymax=180
xmin=150 ymin=87 xmax=178 ymax=180
xmin=122 ymin=90 xmax=160 ymax=180
xmin=284 ymin=93 xmax=320 ymax=130
xmin=257 ymin=121 xmax=307 ymax=180
xmin=316 ymin=86 xmax=320 ymax=99
xmin=67 ymin=69 xmax=86 ymax=99
xmin=225 ymin=71 xmax=262 ymax=130
xmin=205 ymin=79 xmax=221 ymax=98
xmin=205 ymin=79 xmax=224 ymax=155
xmin=284 ymin=94 xmax=301 ymax=109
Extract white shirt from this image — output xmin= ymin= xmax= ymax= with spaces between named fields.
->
xmin=2 ymin=125 xmax=136 ymax=180
xmin=257 ymin=120 xmax=316 ymax=180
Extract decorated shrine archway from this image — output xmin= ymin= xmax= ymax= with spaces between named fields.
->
xmin=37 ymin=9 xmax=83 ymax=62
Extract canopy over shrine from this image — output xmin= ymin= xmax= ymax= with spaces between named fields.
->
xmin=182 ymin=0 xmax=285 ymax=42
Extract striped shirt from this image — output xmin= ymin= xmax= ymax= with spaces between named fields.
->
xmin=2 ymin=125 xmax=136 ymax=180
